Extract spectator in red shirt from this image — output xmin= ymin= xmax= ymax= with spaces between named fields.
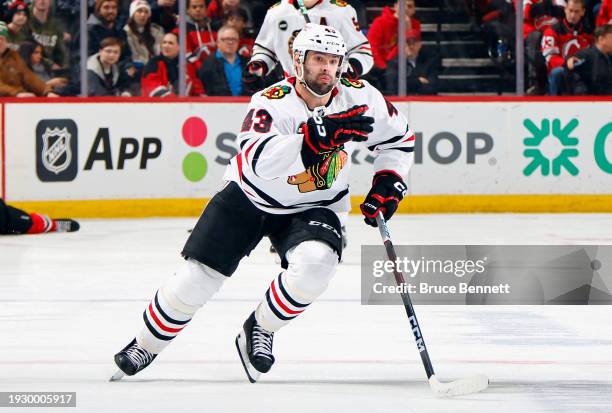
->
xmin=141 ymin=32 xmax=204 ymax=96
xmin=173 ymin=0 xmax=216 ymax=71
xmin=524 ymin=0 xmax=565 ymax=39
xmin=596 ymin=0 xmax=612 ymax=26
xmin=368 ymin=0 xmax=421 ymax=71
xmin=541 ymin=0 xmax=593 ymax=94
xmin=524 ymin=0 xmax=566 ymax=94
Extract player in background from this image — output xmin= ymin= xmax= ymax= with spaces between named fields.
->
xmin=244 ymin=0 xmax=373 ymax=93
xmin=111 ymin=24 xmax=413 ymax=383
xmin=0 ymin=199 xmax=79 ymax=235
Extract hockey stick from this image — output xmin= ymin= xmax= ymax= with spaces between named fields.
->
xmin=296 ymin=0 xmax=311 ymax=23
xmin=375 ymin=213 xmax=489 ymax=397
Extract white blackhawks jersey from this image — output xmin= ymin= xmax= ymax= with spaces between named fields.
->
xmin=252 ymin=0 xmax=373 ymax=76
xmin=223 ymin=77 xmax=415 ymax=215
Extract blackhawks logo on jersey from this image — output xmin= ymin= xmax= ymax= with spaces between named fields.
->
xmin=330 ymin=0 xmax=348 ymax=7
xmin=288 ymin=148 xmax=348 ymax=193
xmin=262 ymin=85 xmax=292 ymax=99
xmin=340 ymin=78 xmax=364 ymax=89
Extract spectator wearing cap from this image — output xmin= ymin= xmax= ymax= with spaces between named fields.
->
xmin=0 ymin=21 xmax=54 ymax=97
xmin=223 ymin=7 xmax=253 ymax=58
xmin=28 ymin=0 xmax=70 ymax=73
xmin=5 ymin=0 xmax=32 ymax=49
xmin=87 ymin=36 xmax=132 ymax=96
xmin=566 ymin=24 xmax=612 ymax=94
xmin=198 ymin=24 xmax=247 ymax=96
xmin=385 ymin=29 xmax=440 ymax=95
xmin=124 ymin=0 xmax=164 ymax=69
xmin=141 ymin=32 xmax=204 ymax=96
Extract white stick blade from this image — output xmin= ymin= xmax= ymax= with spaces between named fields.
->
xmin=429 ymin=374 xmax=489 ymax=397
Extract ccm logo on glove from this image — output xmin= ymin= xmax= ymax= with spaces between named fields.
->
xmin=360 ymin=171 xmax=407 ymax=227
xmin=313 ymin=116 xmax=326 ymax=137
xmin=301 ymin=105 xmax=374 ymax=168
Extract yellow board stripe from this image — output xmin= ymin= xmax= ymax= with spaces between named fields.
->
xmin=8 ymin=194 xmax=612 ymax=218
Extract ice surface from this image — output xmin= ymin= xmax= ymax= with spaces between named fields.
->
xmin=1 ymin=214 xmax=612 ymax=412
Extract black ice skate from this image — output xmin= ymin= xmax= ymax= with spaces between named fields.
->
xmin=54 ymin=219 xmax=80 ymax=232
xmin=235 ymin=312 xmax=275 ymax=383
xmin=110 ymin=338 xmax=157 ymax=381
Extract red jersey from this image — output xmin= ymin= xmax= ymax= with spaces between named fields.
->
xmin=596 ymin=0 xmax=612 ymax=26
xmin=173 ymin=17 xmax=217 ymax=71
xmin=367 ymin=6 xmax=421 ymax=69
xmin=141 ymin=55 xmax=205 ymax=97
xmin=523 ymin=0 xmax=565 ymax=38
xmin=541 ymin=18 xmax=594 ymax=72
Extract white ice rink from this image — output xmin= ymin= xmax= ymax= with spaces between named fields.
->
xmin=2 ymin=214 xmax=612 ymax=413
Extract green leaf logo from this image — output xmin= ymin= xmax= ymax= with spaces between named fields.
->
xmin=523 ymin=118 xmax=579 ymax=176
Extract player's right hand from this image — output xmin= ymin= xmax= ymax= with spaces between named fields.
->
xmin=302 ymin=105 xmax=374 ymax=154
xmin=242 ymin=61 xmax=269 ymax=94
xmin=246 ymin=61 xmax=268 ymax=77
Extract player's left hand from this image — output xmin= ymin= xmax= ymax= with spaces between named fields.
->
xmin=342 ymin=58 xmax=362 ymax=80
xmin=360 ymin=171 xmax=407 ymax=227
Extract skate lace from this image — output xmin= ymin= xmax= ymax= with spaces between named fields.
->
xmin=251 ymin=325 xmax=274 ymax=360
xmin=125 ymin=344 xmax=154 ymax=367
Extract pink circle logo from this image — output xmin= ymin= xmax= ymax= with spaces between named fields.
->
xmin=182 ymin=116 xmax=208 ymax=147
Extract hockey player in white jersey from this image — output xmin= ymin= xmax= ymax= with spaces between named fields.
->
xmin=244 ymin=0 xmax=373 ymax=92
xmin=111 ymin=23 xmax=414 ymax=383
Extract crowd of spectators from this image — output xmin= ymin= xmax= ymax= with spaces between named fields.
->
xmin=0 ymin=0 xmax=264 ymax=96
xmin=0 ymin=0 xmax=609 ymax=96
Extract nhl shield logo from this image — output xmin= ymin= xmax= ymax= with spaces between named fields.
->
xmin=36 ymin=119 xmax=78 ymax=182
xmin=41 ymin=127 xmax=72 ymax=174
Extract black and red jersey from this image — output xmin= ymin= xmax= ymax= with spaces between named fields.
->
xmin=541 ymin=18 xmax=594 ymax=72
xmin=172 ymin=17 xmax=217 ymax=71
xmin=141 ymin=55 xmax=205 ymax=97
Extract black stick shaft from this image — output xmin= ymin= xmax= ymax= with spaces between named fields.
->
xmin=375 ymin=214 xmax=436 ymax=379
xmin=296 ymin=0 xmax=311 ymax=23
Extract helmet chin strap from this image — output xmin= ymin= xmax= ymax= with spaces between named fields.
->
xmin=296 ymin=61 xmax=335 ymax=99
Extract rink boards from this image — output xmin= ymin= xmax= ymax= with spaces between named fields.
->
xmin=0 ymin=97 xmax=611 ymax=216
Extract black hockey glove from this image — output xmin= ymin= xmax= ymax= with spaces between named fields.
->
xmin=301 ymin=105 xmax=374 ymax=168
xmin=342 ymin=58 xmax=363 ymax=80
xmin=242 ymin=60 xmax=268 ymax=92
xmin=360 ymin=171 xmax=407 ymax=227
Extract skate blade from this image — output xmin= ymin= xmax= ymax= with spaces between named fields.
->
xmin=109 ymin=370 xmax=125 ymax=382
xmin=235 ymin=332 xmax=261 ymax=383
